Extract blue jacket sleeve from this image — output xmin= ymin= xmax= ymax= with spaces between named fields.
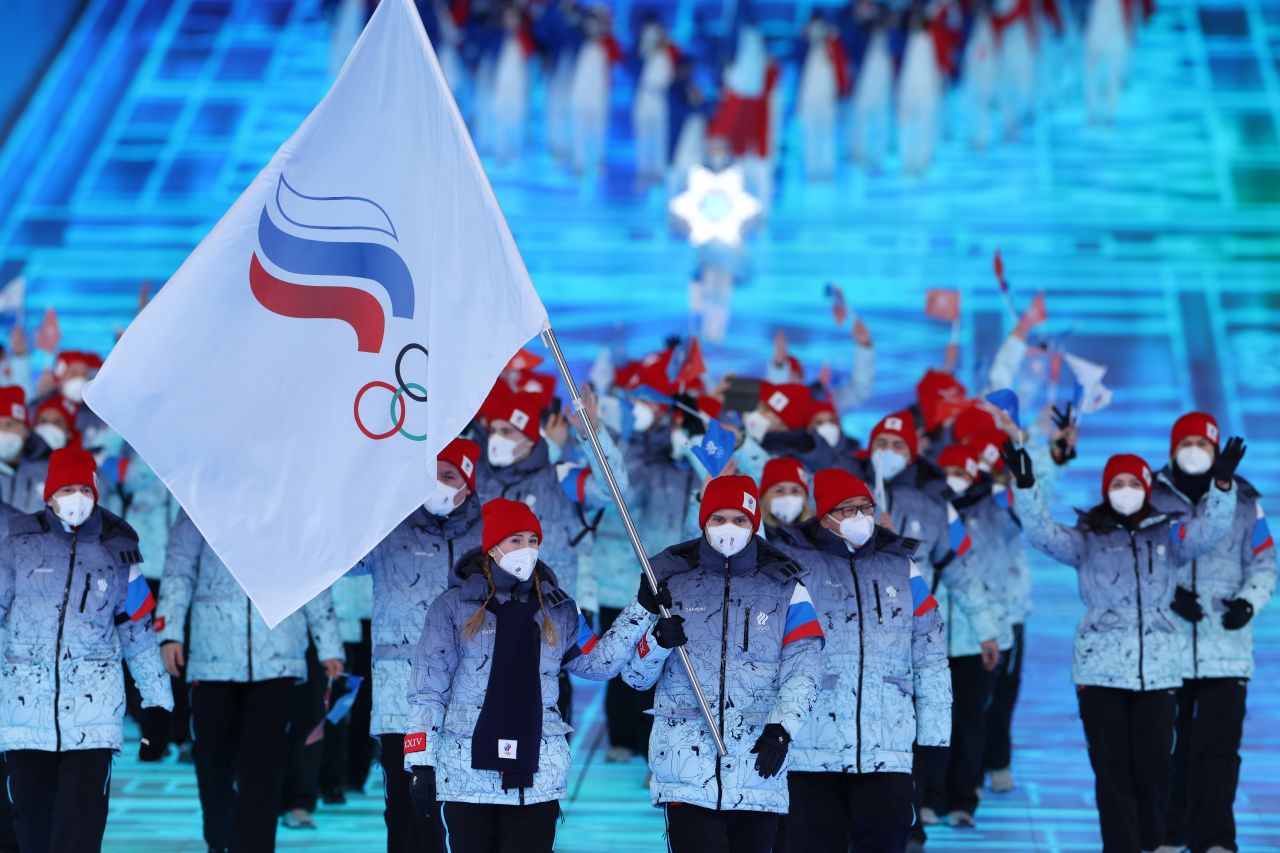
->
xmin=1014 ymin=480 xmax=1087 ymax=568
xmin=404 ymin=593 xmax=460 ymax=769
xmin=621 ymin=619 xmax=674 ymax=690
xmin=302 ymin=588 xmax=346 ymax=664
xmin=563 ymin=599 xmax=655 ymax=680
xmin=115 ymin=565 xmax=174 ymax=712
xmin=911 ymin=585 xmax=951 ymax=746
xmin=1170 ymin=482 xmax=1236 ymax=564
xmin=157 ymin=512 xmax=202 ymax=645
xmin=1239 ymin=501 xmax=1276 ymax=613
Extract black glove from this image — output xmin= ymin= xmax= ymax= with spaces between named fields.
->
xmin=637 ymin=578 xmax=673 ymax=615
xmin=1211 ymin=437 xmax=1247 ymax=486
xmin=138 ymin=707 xmax=171 ymax=762
xmin=750 ymin=723 xmax=791 ymax=779
xmin=1050 ymin=404 xmax=1077 ymax=464
xmin=1170 ymin=586 xmax=1204 ymax=623
xmin=409 ymin=766 xmax=436 ymax=817
xmin=653 ymin=614 xmax=687 ymax=649
xmin=1000 ymin=440 xmax=1035 ymax=489
xmin=1222 ymin=598 xmax=1254 ymax=630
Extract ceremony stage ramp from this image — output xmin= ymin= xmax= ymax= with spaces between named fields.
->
xmin=1 ymin=0 xmax=1278 ymax=850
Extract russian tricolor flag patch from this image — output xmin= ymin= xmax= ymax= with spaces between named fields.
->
xmin=783 ymin=584 xmax=824 ymax=648
xmin=125 ymin=565 xmax=155 ymax=622
xmin=910 ymin=561 xmax=938 ymax=617
xmin=946 ymin=503 xmax=972 ymax=557
xmin=1254 ymin=504 xmax=1274 ymax=556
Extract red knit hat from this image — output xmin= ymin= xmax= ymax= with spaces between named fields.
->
xmin=937 ymin=444 xmax=981 ymax=479
xmin=699 ymin=474 xmax=761 ymax=532
xmin=808 ymin=399 xmax=838 ymax=428
xmin=486 ymin=386 xmax=543 ymax=444
xmin=951 ymin=405 xmax=998 ymax=444
xmin=1103 ymin=454 xmax=1153 ymax=499
xmin=0 ymin=386 xmax=27 ymax=425
xmin=481 ymin=498 xmax=543 ymax=553
xmin=44 ymin=447 xmax=98 ymax=502
xmin=916 ymin=370 xmax=968 ymax=433
xmin=759 ymin=382 xmax=813 ymax=431
xmin=53 ymin=351 xmax=103 ymax=379
xmin=813 ymin=469 xmax=874 ymax=520
xmin=439 ymin=437 xmax=481 ymax=492
xmin=963 ymin=430 xmax=1007 ymax=472
xmin=869 ymin=411 xmax=919 ymax=462
xmin=761 ymin=457 xmax=808 ymax=496
xmin=696 ymin=395 xmax=723 ymax=421
xmin=1170 ymin=412 xmax=1219 ymax=457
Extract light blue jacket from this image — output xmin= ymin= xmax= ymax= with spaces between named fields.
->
xmin=404 ymin=551 xmax=653 ymax=805
xmin=476 ymin=431 xmax=627 ymax=601
xmin=853 ymin=458 xmax=1001 ymax=654
xmin=1150 ymin=470 xmax=1275 ymax=679
xmin=354 ymin=499 xmax=482 ymax=735
xmin=1015 ymin=480 xmax=1236 ymax=690
xmin=0 ymin=507 xmax=173 ymax=751
xmin=622 ymin=536 xmax=823 ymax=814
xmin=157 ymin=511 xmax=344 ymax=682
xmin=945 ymin=484 xmax=1021 ymax=655
xmin=771 ymin=521 xmax=951 ymax=775
xmin=0 ymin=437 xmax=50 ymax=515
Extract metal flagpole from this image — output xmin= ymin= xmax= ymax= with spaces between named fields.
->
xmin=541 ymin=325 xmax=728 ymax=757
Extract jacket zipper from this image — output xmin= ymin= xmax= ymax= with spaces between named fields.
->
xmin=850 ymin=557 xmax=866 ymax=773
xmin=246 ymin=596 xmax=254 ymax=682
xmin=715 ymin=560 xmax=731 ymax=810
xmin=1130 ymin=534 xmax=1145 ymax=691
xmin=1191 ymin=559 xmax=1199 ymax=679
xmin=742 ymin=606 xmax=751 ymax=652
xmin=79 ymin=572 xmax=91 ymax=613
xmin=873 ymin=581 xmax=883 ymax=624
xmin=53 ymin=531 xmax=79 ymax=752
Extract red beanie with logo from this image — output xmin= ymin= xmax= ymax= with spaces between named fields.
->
xmin=963 ymin=430 xmax=1007 ymax=473
xmin=1103 ymin=454 xmax=1153 ymax=499
xmin=813 ymin=469 xmax=874 ymax=520
xmin=44 ymin=447 xmax=98 ymax=502
xmin=951 ymin=405 xmax=998 ymax=444
xmin=486 ymin=386 xmax=544 ymax=444
xmin=0 ymin=386 xmax=27 ymax=425
xmin=481 ymin=498 xmax=543 ymax=553
xmin=439 ymin=437 xmax=481 ymax=492
xmin=700 ymin=474 xmax=761 ymax=532
xmin=869 ymin=411 xmax=919 ymax=463
xmin=937 ymin=444 xmax=981 ymax=479
xmin=1169 ymin=412 xmax=1219 ymax=457
xmin=761 ymin=457 xmax=808 ymax=496
xmin=759 ymin=383 xmax=813 ymax=431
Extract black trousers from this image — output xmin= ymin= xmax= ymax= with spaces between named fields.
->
xmin=924 ymin=654 xmax=997 ymax=815
xmin=600 ymin=606 xmax=655 ymax=754
xmin=5 ymin=748 xmax=113 ymax=853
xmin=984 ymin=622 xmax=1025 ymax=772
xmin=440 ymin=799 xmax=559 ymax=853
xmin=282 ymin=646 xmax=328 ymax=813
xmin=664 ymin=804 xmax=778 ymax=853
xmin=1164 ymin=678 xmax=1247 ymax=853
xmin=0 ymin=753 xmax=16 ymax=853
xmin=379 ymin=734 xmax=444 ymax=853
xmin=909 ymin=744 xmax=943 ymax=844
xmin=191 ymin=678 xmax=294 ymax=852
xmin=781 ymin=771 xmax=913 ymax=853
xmin=1078 ymin=685 xmax=1177 ymax=853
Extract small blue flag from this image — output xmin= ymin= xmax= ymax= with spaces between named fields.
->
xmin=984 ymin=389 xmax=1020 ymax=429
xmin=326 ymin=674 xmax=363 ymax=725
xmin=691 ymin=419 xmax=734 ymax=477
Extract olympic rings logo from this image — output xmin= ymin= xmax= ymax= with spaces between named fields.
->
xmin=354 ymin=343 xmax=429 ymax=441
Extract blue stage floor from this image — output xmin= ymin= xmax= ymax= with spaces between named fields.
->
xmin=2 ymin=0 xmax=1279 ymax=850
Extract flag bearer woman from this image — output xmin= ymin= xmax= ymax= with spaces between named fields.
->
xmin=403 ymin=498 xmax=654 ymax=853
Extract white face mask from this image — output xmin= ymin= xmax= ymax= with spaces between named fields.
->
xmin=770 ymin=494 xmax=805 ymax=524
xmin=35 ymin=423 xmax=67 ymax=451
xmin=1108 ymin=486 xmax=1146 ymax=517
xmin=495 ymin=546 xmax=539 ymax=582
xmin=815 ymin=422 xmax=841 ymax=448
xmin=670 ymin=429 xmax=690 ymax=461
xmin=1176 ymin=446 xmax=1213 ymax=476
xmin=53 ymin=492 xmax=94 ymax=528
xmin=743 ymin=410 xmax=770 ymax=444
xmin=0 ymin=431 xmax=23 ymax=461
xmin=835 ymin=514 xmax=875 ymax=547
xmin=946 ymin=475 xmax=971 ymax=496
xmin=872 ymin=448 xmax=908 ymax=482
xmin=707 ymin=522 xmax=752 ymax=557
xmin=632 ymin=402 xmax=656 ymax=434
xmin=424 ymin=480 xmax=462 ymax=516
xmin=487 ymin=434 xmax=520 ymax=468
xmin=60 ymin=377 xmax=88 ymax=404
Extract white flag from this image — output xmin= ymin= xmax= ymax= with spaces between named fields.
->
xmin=0 ymin=275 xmax=24 ymax=314
xmin=84 ymin=0 xmax=547 ymax=626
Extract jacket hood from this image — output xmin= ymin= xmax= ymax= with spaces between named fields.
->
xmin=660 ymin=534 xmax=806 ymax=583
xmin=776 ymin=517 xmax=916 ymax=560
xmin=452 ymin=547 xmax=568 ymax=604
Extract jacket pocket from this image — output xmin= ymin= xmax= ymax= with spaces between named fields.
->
xmin=879 ymin=675 xmax=916 ymax=755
